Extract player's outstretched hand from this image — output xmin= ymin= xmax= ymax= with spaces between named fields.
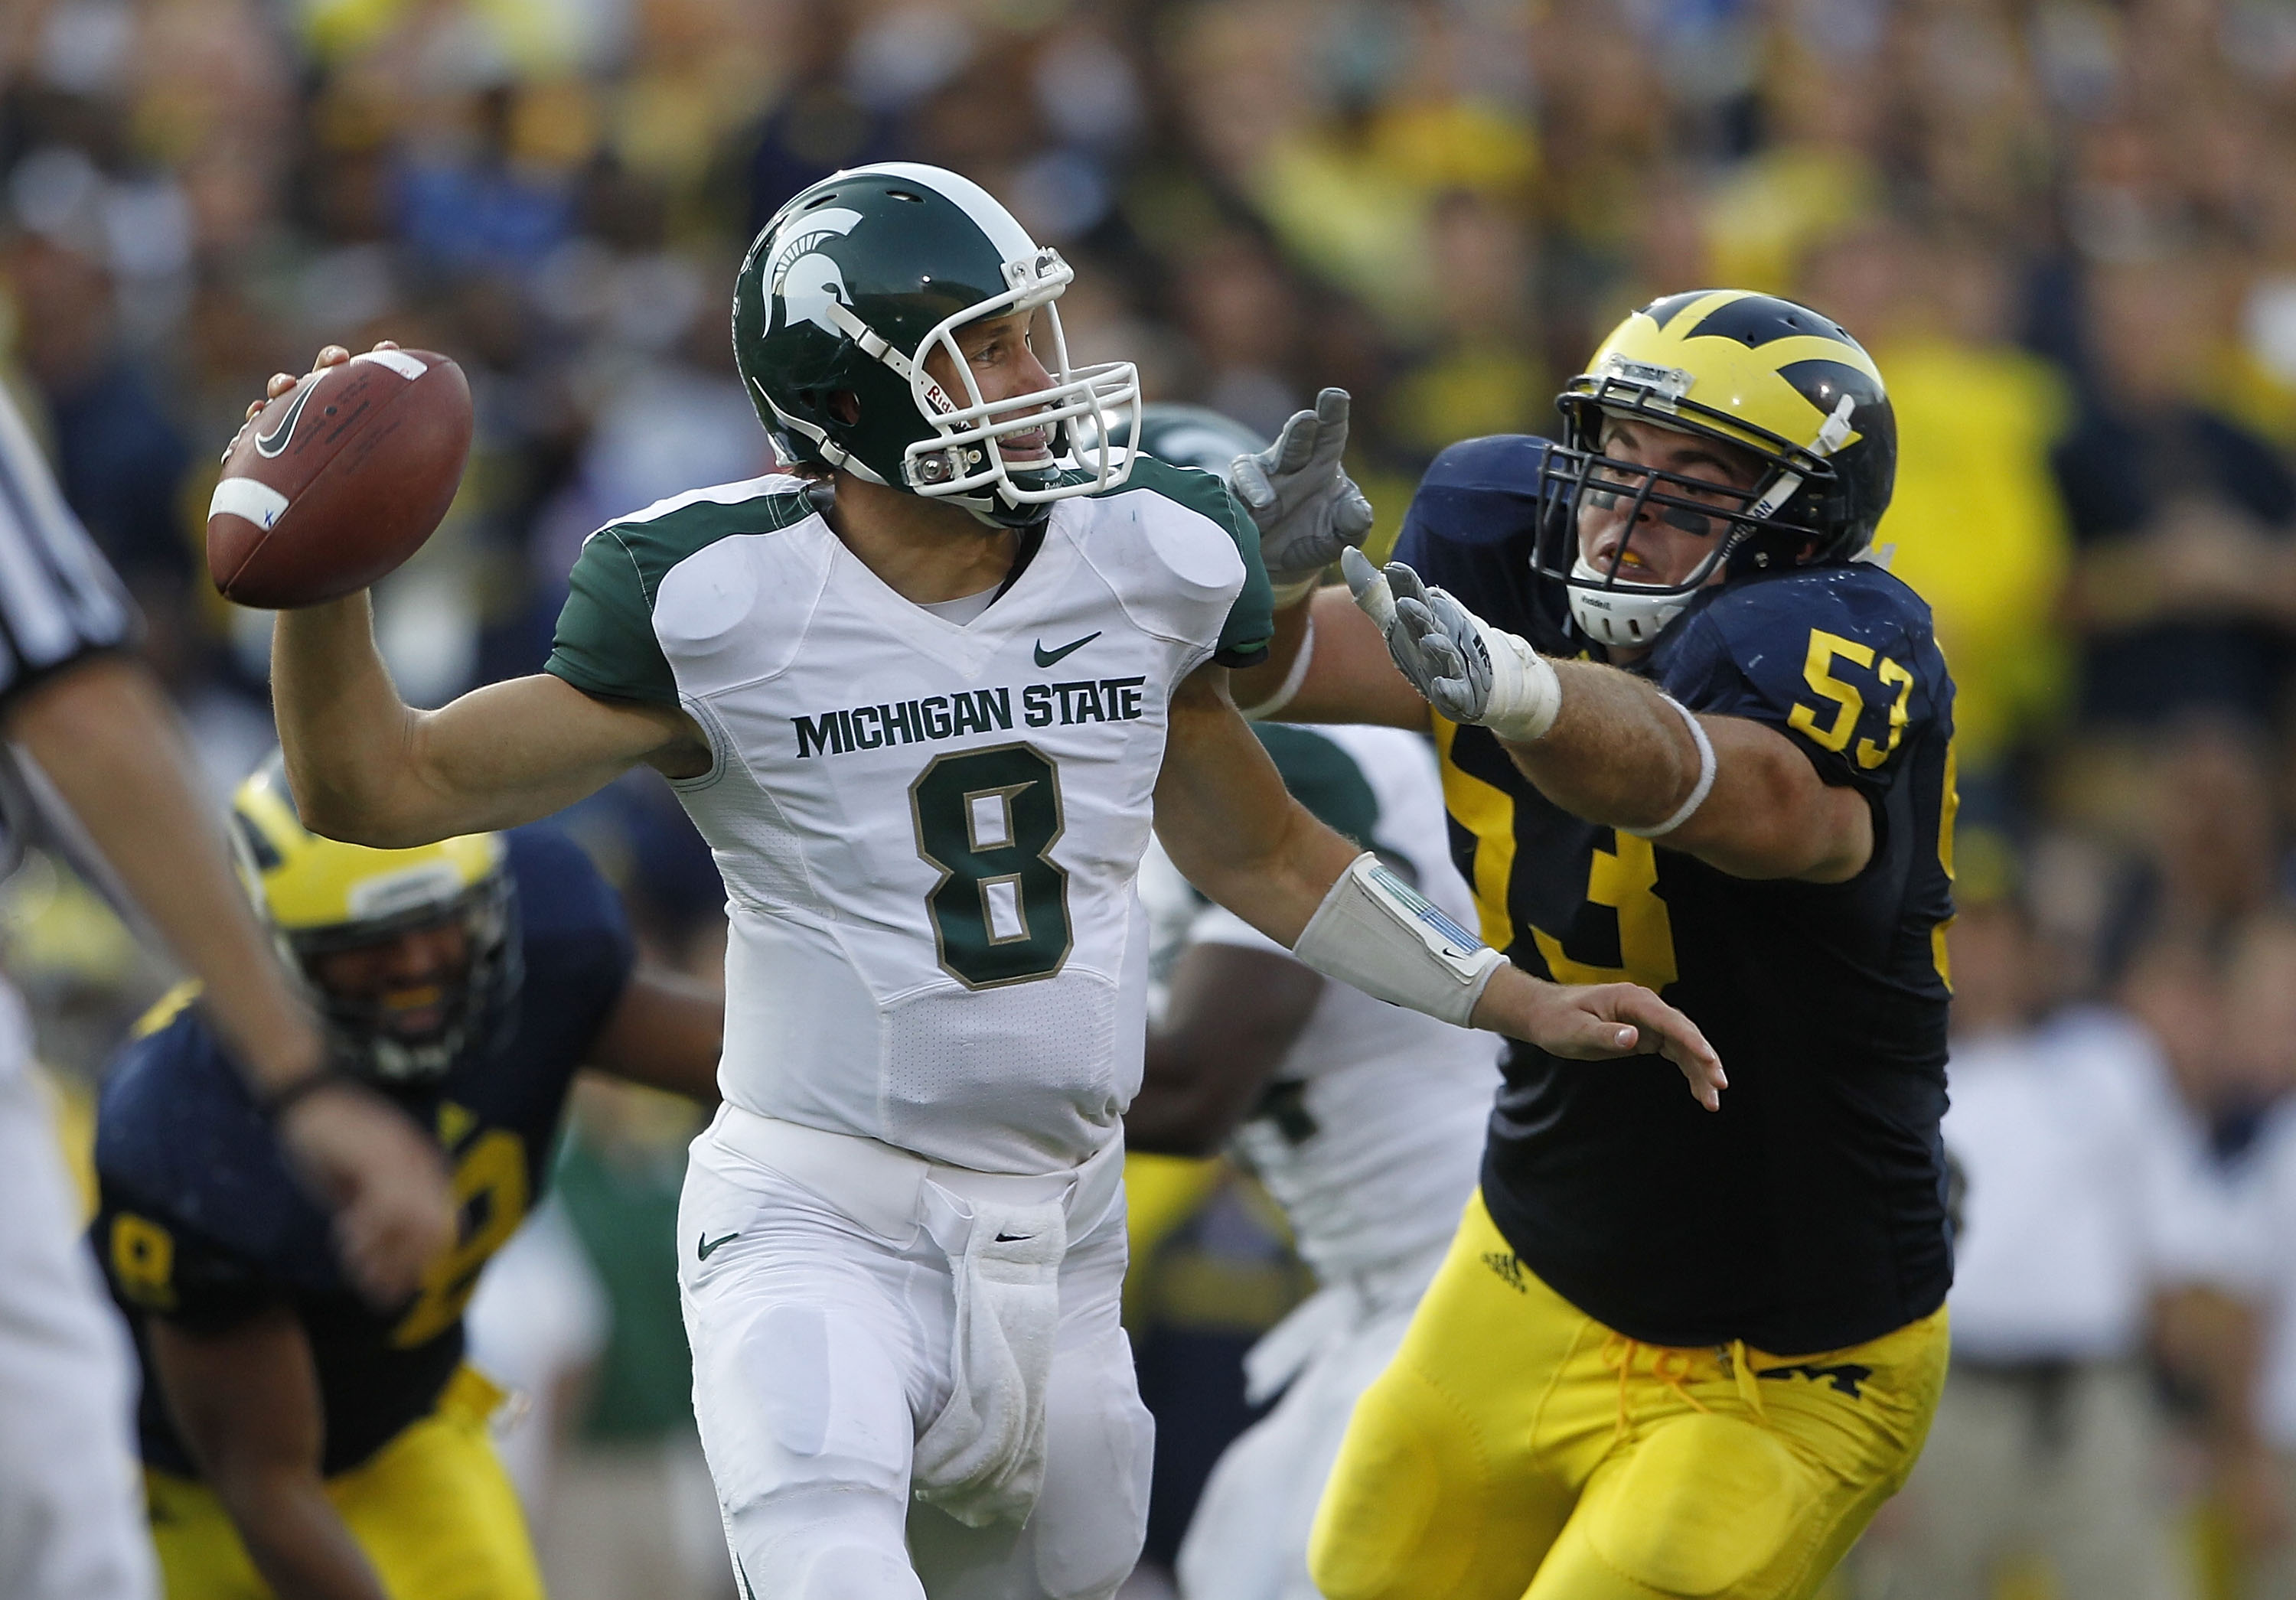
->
xmin=1231 ymin=387 xmax=1375 ymax=594
xmin=1344 ymin=549 xmax=1562 ymax=742
xmin=276 ymin=1081 xmax=455 ymax=1304
xmin=1478 ymin=972 xmax=1727 ymax=1111
xmin=1343 ymin=549 xmax=1490 ymax=723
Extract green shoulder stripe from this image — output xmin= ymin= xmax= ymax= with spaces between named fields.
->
xmin=1252 ymin=725 xmax=1381 ymax=848
xmin=546 ymin=484 xmax=816 ymax=704
xmin=1097 ymin=456 xmax=1274 ymax=667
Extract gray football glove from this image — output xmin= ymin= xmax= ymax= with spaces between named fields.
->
xmin=1231 ymin=387 xmax=1376 ymax=597
xmin=1343 ymin=549 xmax=1561 ymax=741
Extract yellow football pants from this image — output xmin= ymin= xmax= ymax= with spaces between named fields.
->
xmin=1309 ymin=1191 xmax=1949 ymax=1600
xmin=146 ymin=1367 xmax=543 ymax=1600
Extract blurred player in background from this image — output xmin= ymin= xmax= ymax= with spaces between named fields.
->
xmin=1120 ymin=406 xmax=1499 ymax=1600
xmin=1238 ymin=291 xmax=1956 ymax=1599
xmin=250 ymin=162 xmax=1720 ymax=1598
xmin=1857 ymin=862 xmax=2242 ymax=1600
xmin=0 ymin=387 xmax=455 ymax=1600
xmin=93 ymin=758 xmax=722 ymax=1600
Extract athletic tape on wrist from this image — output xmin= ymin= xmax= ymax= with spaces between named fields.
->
xmin=1475 ymin=620 xmax=1563 ymax=744
xmin=1292 ymin=852 xmax=1507 ymax=1028
xmin=1239 ymin=611 xmax=1315 ymax=721
xmin=1620 ymin=695 xmax=1716 ymax=838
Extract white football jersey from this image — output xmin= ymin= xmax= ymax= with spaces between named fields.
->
xmin=548 ymin=464 xmax=1272 ymax=1174
xmin=1150 ymin=725 xmax=1499 ymax=1282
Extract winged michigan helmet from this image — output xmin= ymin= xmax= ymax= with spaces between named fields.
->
xmin=230 ymin=757 xmax=516 ymax=1084
xmin=1536 ymin=289 xmax=1898 ymax=647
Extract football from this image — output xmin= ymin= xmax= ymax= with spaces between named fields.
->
xmin=206 ymin=348 xmax=473 ymax=609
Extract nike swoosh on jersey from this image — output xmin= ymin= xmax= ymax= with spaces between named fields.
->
xmin=697 ymin=1230 xmax=739 ymax=1260
xmin=1033 ymin=631 xmax=1101 ymax=668
xmin=254 ymin=381 xmax=318 ymax=459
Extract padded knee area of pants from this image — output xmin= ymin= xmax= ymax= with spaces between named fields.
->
xmin=1584 ymin=1414 xmax=1803 ymax=1596
xmin=1308 ymin=1365 xmax=1479 ymax=1600
xmin=732 ymin=1486 xmax=920 ymax=1600
xmin=787 ymin=1545 xmax=928 ymax=1600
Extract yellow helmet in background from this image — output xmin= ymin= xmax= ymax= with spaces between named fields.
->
xmin=231 ymin=756 xmax=516 ymax=1084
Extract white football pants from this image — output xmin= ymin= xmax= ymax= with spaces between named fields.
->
xmin=0 ymin=989 xmax=158 ymax=1600
xmin=1176 ymin=1252 xmax=1443 ymax=1600
xmin=679 ymin=1114 xmax=1152 ymax=1600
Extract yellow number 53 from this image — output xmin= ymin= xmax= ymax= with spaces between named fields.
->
xmin=1787 ymin=629 xmax=1912 ymax=771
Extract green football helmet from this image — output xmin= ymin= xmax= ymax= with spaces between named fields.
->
xmin=732 ymin=162 xmax=1139 ymax=529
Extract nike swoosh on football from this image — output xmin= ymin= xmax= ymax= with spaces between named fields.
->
xmin=1034 ymin=631 xmax=1101 ymax=668
xmin=254 ymin=381 xmax=318 ymax=459
xmin=697 ymin=1230 xmax=739 ymax=1260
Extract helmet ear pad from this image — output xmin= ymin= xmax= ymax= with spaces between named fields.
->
xmin=753 ymin=324 xmax=907 ymax=481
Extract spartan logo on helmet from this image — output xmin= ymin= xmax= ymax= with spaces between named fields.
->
xmin=765 ymin=207 xmax=863 ymax=338
xmin=732 ymin=162 xmax=1138 ymax=531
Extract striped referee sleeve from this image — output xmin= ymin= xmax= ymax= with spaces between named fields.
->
xmin=0 ymin=382 xmax=135 ymax=702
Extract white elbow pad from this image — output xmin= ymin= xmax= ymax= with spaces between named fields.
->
xmin=1291 ymin=852 xmax=1507 ymax=1027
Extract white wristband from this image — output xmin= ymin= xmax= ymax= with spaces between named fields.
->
xmin=1475 ymin=618 xmax=1564 ymax=744
xmin=1620 ymin=695 xmax=1715 ymax=838
xmin=1239 ymin=611 xmax=1315 ymax=720
xmin=1292 ymin=852 xmax=1506 ymax=1028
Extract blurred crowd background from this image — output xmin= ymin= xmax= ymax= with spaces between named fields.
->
xmin=10 ymin=0 xmax=2296 ymax=1595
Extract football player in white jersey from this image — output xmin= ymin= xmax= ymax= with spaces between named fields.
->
xmin=1119 ymin=409 xmax=1498 ymax=1600
xmin=258 ymin=163 xmax=1723 ymax=1600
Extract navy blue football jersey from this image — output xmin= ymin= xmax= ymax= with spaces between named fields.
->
xmin=1397 ymin=435 xmax=1957 ymax=1354
xmin=92 ymin=827 xmax=635 ymax=1476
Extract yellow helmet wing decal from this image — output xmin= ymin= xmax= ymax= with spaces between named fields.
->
xmin=1592 ymin=290 xmax=1883 ymax=458
xmin=231 ymin=766 xmax=501 ymax=934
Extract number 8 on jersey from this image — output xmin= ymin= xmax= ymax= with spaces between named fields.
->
xmin=912 ymin=744 xmax=1072 ymax=989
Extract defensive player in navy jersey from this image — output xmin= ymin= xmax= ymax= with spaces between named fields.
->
xmin=92 ymin=759 xmax=722 ymax=1600
xmin=1231 ymin=290 xmax=1957 ymax=1600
